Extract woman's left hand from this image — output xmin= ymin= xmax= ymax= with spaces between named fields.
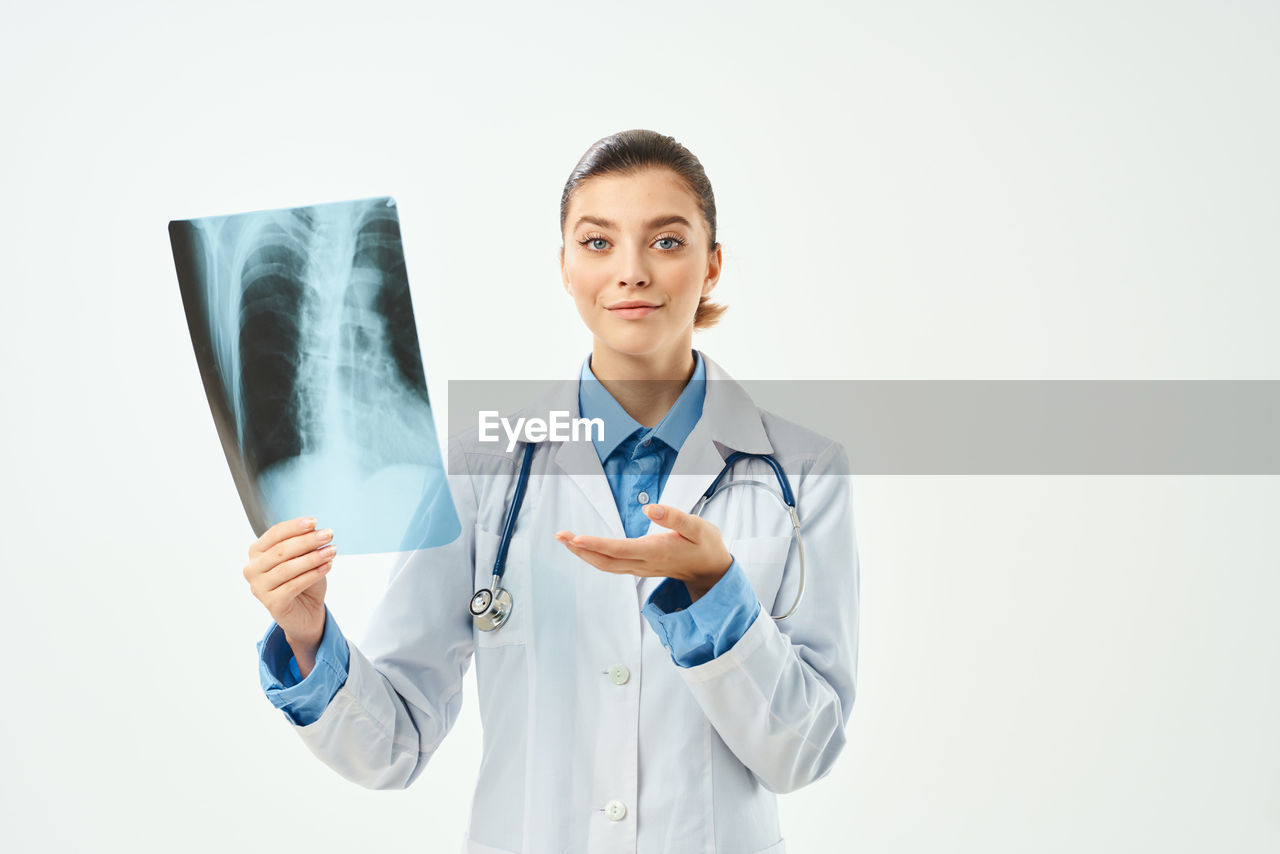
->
xmin=555 ymin=503 xmax=731 ymax=602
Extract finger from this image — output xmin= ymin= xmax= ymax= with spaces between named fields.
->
xmin=564 ymin=533 xmax=645 ymax=559
xmin=262 ymin=543 xmax=337 ymax=593
xmin=271 ymin=558 xmax=334 ymax=604
xmin=559 ymin=541 xmax=652 ymax=576
xmin=250 ymin=516 xmax=317 ymax=559
xmin=642 ymin=504 xmax=701 ymax=541
xmin=248 ymin=526 xmax=334 ymax=578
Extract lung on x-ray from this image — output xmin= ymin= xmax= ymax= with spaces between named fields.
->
xmin=169 ymin=195 xmax=460 ymax=555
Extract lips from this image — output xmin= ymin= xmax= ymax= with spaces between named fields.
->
xmin=608 ymin=304 xmax=661 ymax=319
xmin=607 ymin=301 xmax=660 ymax=309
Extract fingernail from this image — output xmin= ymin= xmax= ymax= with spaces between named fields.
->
xmin=649 ymin=505 xmax=665 ymax=519
xmin=303 ymin=517 xmax=316 ymax=527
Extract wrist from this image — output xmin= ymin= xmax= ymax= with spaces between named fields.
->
xmin=284 ymin=631 xmax=322 ymax=659
xmin=687 ymin=554 xmax=733 ymax=604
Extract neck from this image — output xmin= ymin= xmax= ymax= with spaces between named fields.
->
xmin=588 ymin=340 xmax=697 ymax=428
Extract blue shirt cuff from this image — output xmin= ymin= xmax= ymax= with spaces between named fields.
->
xmin=256 ymin=604 xmax=350 ymax=726
xmin=640 ymin=556 xmax=761 ymax=668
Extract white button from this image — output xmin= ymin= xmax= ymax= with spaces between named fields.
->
xmin=637 ymin=491 xmax=649 ymax=504
xmin=604 ymin=799 xmax=627 ymax=821
xmin=608 ymin=664 xmax=630 ymax=685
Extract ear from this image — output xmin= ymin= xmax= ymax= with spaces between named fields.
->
xmin=701 ymin=241 xmax=723 ymax=297
xmin=559 ymin=246 xmax=573 ymax=295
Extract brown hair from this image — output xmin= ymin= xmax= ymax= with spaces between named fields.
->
xmin=560 ymin=129 xmax=727 ymax=330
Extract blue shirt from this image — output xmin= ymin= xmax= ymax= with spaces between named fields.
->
xmin=577 ymin=349 xmax=761 ymax=666
xmin=257 ymin=604 xmax=349 ymax=727
xmin=257 ymin=349 xmax=760 ymax=726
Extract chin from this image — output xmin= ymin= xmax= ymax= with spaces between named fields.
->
xmin=594 ymin=327 xmax=658 ymax=352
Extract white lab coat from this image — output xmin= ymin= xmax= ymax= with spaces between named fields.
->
xmin=281 ymin=351 xmax=860 ymax=854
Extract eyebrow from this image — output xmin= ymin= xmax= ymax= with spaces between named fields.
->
xmin=572 ymin=214 xmax=693 ymax=232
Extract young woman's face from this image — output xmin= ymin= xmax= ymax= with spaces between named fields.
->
xmin=560 ymin=167 xmax=721 ymax=364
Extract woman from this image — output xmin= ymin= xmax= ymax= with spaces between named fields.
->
xmin=244 ymin=129 xmax=860 ymax=854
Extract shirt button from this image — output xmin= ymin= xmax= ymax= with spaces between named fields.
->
xmin=608 ymin=664 xmax=630 ymax=685
xmin=605 ymin=799 xmax=627 ymax=821
xmin=641 ymin=438 xmax=650 ymax=446
xmin=637 ymin=491 xmax=649 ymax=504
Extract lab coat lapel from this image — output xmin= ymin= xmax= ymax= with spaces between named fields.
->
xmin=553 ymin=432 xmax=627 ymax=539
xmin=652 ymin=351 xmax=774 ymax=519
xmin=514 ymin=372 xmax=629 ymax=539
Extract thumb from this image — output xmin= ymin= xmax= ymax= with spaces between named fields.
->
xmin=643 ymin=503 xmax=698 ymax=538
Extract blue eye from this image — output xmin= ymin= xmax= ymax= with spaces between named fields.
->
xmin=577 ymin=233 xmax=687 ymax=252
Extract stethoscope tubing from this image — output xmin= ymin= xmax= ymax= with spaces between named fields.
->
xmin=491 ymin=440 xmax=536 ymax=583
xmin=473 ymin=442 xmax=806 ymax=630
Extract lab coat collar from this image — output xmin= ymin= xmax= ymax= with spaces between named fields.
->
xmin=518 ymin=349 xmax=773 ymax=539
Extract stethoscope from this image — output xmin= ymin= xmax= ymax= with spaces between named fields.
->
xmin=470 ymin=442 xmax=807 ymax=632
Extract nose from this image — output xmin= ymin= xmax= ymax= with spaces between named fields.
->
xmin=616 ymin=240 xmax=651 ymax=289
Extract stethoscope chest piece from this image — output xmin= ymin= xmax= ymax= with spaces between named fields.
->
xmin=470 ymin=584 xmax=513 ymax=632
xmin=470 ymin=441 xmax=536 ymax=634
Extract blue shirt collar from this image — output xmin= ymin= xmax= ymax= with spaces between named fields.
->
xmin=578 ymin=349 xmax=706 ymax=461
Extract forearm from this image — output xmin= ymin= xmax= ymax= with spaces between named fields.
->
xmin=679 ymin=612 xmax=854 ymax=793
xmin=679 ymin=440 xmax=860 ymax=793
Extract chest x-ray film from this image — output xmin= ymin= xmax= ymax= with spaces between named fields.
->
xmin=169 ymin=196 xmax=460 ymax=555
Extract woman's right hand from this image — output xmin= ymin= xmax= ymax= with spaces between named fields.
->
xmin=244 ymin=516 xmax=337 ymax=653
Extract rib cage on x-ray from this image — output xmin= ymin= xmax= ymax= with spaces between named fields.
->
xmin=236 ymin=202 xmax=427 ymax=474
xmin=171 ymin=196 xmax=460 ymax=555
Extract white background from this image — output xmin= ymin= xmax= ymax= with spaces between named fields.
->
xmin=2 ymin=0 xmax=1277 ymax=851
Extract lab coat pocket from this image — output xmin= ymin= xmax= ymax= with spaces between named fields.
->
xmin=724 ymin=534 xmax=794 ymax=615
xmin=472 ymin=523 xmax=527 ymax=647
